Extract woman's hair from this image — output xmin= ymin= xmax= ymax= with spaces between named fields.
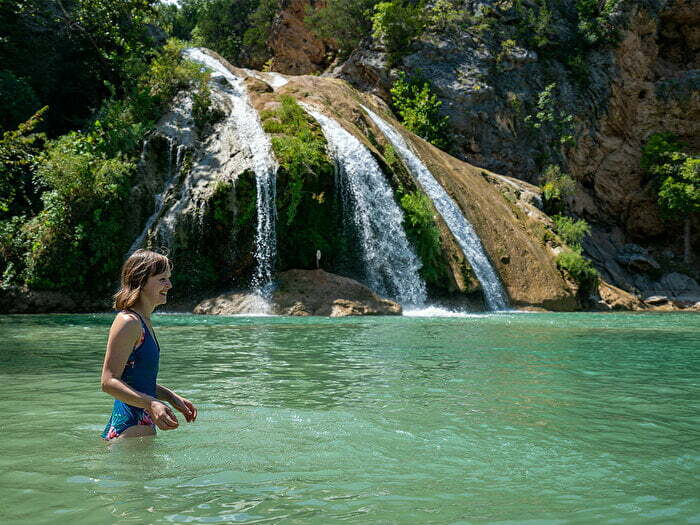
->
xmin=113 ymin=249 xmax=172 ymax=310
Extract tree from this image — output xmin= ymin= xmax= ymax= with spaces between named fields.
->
xmin=305 ymin=0 xmax=379 ymax=57
xmin=658 ymin=157 xmax=700 ymax=264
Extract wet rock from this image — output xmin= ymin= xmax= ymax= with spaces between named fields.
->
xmin=644 ymin=295 xmax=670 ymax=305
xmin=274 ymin=269 xmax=401 ymax=316
xmin=193 ymin=269 xmax=402 ymax=316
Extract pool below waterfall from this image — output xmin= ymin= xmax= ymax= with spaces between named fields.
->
xmin=1 ymin=312 xmax=699 ymax=524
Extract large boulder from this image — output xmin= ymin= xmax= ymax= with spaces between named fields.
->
xmin=193 ymin=269 xmax=402 ymax=316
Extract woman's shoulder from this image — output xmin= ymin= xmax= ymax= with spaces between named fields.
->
xmin=111 ymin=311 xmax=143 ymax=334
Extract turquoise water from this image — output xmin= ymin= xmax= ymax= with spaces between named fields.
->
xmin=0 ymin=312 xmax=699 ymax=524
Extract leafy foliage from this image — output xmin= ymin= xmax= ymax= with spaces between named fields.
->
xmin=640 ymin=132 xmax=684 ymax=176
xmin=658 ymin=158 xmax=700 ymax=218
xmin=640 ymin=132 xmax=699 ymax=262
xmin=390 ymin=72 xmax=450 ymax=150
xmin=305 ymin=0 xmax=379 ymax=57
xmin=261 ymin=96 xmax=345 ymax=271
xmin=0 ymin=37 xmax=208 ymax=291
xmin=524 ymin=83 xmax=575 ymax=151
xmin=0 ymin=71 xmax=41 ymax=132
xmin=514 ymin=0 xmax=554 ymax=49
xmin=0 ymin=108 xmax=47 ymax=219
xmin=575 ymin=0 xmax=621 ymax=47
xmin=540 ymin=164 xmax=576 ymax=214
xmin=426 ymin=0 xmax=464 ymax=34
xmin=556 ymin=250 xmax=598 ymax=293
xmin=241 ymin=0 xmax=280 ymax=68
xmin=398 ymin=190 xmax=445 ymax=284
xmin=551 ymin=215 xmax=590 ymax=252
xmin=371 ymin=1 xmax=426 ymax=60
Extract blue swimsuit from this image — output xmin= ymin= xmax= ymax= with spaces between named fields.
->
xmin=102 ymin=310 xmax=161 ymax=440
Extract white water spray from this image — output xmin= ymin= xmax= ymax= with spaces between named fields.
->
xmin=362 ymin=105 xmax=509 ymax=310
xmin=184 ymin=48 xmax=278 ymax=297
xmin=128 ymin=136 xmax=187 ymax=255
xmin=305 ymin=107 xmax=427 ymax=306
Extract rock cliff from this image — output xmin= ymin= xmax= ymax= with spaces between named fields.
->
xmin=296 ymin=0 xmax=700 ymax=303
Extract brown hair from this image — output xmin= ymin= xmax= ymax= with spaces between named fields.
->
xmin=113 ymin=249 xmax=172 ymax=310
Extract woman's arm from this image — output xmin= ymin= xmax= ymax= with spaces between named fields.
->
xmin=157 ymin=383 xmax=197 ymax=423
xmin=101 ymin=313 xmax=179 ymax=430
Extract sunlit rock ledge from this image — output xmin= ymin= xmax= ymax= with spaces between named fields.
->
xmin=193 ymin=269 xmax=401 ymax=317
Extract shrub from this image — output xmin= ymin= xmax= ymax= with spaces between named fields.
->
xmin=261 ymin=96 xmax=344 ymax=270
xmin=426 ymin=0 xmax=464 ymax=34
xmin=551 ymin=214 xmax=590 ymax=252
xmin=540 ymin=164 xmax=576 ymax=214
xmin=658 ymin=157 xmax=700 ymax=216
xmin=640 ymin=132 xmax=699 ymax=263
xmin=0 ymin=70 xmax=41 ymax=132
xmin=241 ymin=0 xmax=280 ymax=67
xmin=576 ymin=0 xmax=621 ymax=47
xmin=640 ymin=132 xmax=684 ymax=177
xmin=524 ymin=83 xmax=575 ymax=150
xmin=399 ymin=189 xmax=445 ymax=284
xmin=390 ymin=71 xmax=450 ymax=150
xmin=514 ymin=0 xmax=554 ymax=49
xmin=556 ymin=250 xmax=598 ymax=292
xmin=0 ymin=107 xmax=47 ymax=219
xmin=371 ymin=1 xmax=426 ymax=60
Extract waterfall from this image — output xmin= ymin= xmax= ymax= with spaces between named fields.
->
xmin=128 ymin=136 xmax=186 ymax=256
xmin=184 ymin=48 xmax=278 ymax=295
xmin=305 ymin=107 xmax=427 ymax=306
xmin=362 ymin=105 xmax=509 ymax=311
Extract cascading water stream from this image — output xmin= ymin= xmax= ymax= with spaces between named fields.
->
xmin=128 ymin=137 xmax=186 ymax=256
xmin=361 ymin=105 xmax=509 ymax=311
xmin=183 ymin=48 xmax=278 ymax=296
xmin=304 ymin=107 xmax=427 ymax=306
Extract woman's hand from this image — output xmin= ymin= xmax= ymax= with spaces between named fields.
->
xmin=148 ymin=400 xmax=179 ymax=430
xmin=170 ymin=393 xmax=198 ymax=423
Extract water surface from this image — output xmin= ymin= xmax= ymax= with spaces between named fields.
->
xmin=0 ymin=312 xmax=698 ymax=524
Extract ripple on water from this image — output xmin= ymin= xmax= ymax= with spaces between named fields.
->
xmin=0 ymin=313 xmax=698 ymax=523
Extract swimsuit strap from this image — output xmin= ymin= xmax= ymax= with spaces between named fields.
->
xmin=125 ymin=309 xmax=161 ymax=353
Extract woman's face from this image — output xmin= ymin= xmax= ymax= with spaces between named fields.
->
xmin=141 ymin=270 xmax=172 ymax=306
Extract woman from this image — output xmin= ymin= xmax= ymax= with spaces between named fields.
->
xmin=101 ymin=249 xmax=197 ymax=440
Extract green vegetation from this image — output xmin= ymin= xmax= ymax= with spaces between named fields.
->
xmin=390 ymin=72 xmax=450 ymax=150
xmin=575 ymin=0 xmax=621 ymax=47
xmin=551 ymin=215 xmax=590 ymax=252
xmin=540 ymin=164 xmax=576 ymax=214
xmin=0 ymin=32 xmax=211 ymax=292
xmin=371 ymin=1 xmax=426 ymax=61
xmin=536 ymin=163 xmax=597 ymax=295
xmin=398 ymin=190 xmax=446 ymax=285
xmin=555 ymin=250 xmax=598 ymax=294
xmin=524 ymin=83 xmax=575 ymax=163
xmin=305 ymin=0 xmax=378 ymax=58
xmin=154 ymin=0 xmax=279 ymax=68
xmin=641 ymin=133 xmax=700 ymax=263
xmin=260 ymin=96 xmax=346 ymax=271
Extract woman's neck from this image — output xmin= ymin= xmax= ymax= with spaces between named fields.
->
xmin=131 ymin=301 xmax=154 ymax=320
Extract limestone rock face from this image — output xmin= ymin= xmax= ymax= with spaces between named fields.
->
xmin=193 ymin=269 xmax=402 ymax=316
xmin=330 ymin=0 xmax=699 ymax=300
xmin=267 ymin=0 xmax=331 ymax=74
